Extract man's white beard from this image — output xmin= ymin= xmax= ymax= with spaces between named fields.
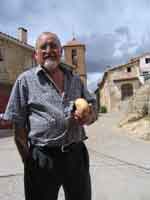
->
xmin=43 ymin=58 xmax=58 ymax=72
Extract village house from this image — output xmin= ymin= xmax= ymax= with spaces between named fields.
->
xmin=96 ymin=52 xmax=150 ymax=112
xmin=0 ymin=27 xmax=35 ymax=119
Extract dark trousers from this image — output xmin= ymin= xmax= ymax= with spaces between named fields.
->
xmin=24 ymin=142 xmax=91 ymax=200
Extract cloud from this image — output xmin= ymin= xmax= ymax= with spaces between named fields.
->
xmin=79 ymin=33 xmax=118 ymax=72
xmin=0 ymin=0 xmax=24 ymax=22
xmin=1 ymin=0 xmax=150 ymax=80
xmin=87 ymin=72 xmax=103 ymax=92
xmin=79 ymin=26 xmax=140 ymax=73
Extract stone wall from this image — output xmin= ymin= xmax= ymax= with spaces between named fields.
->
xmin=0 ymin=38 xmax=34 ymax=84
xmin=100 ymin=74 xmax=111 ymax=111
xmin=99 ymin=61 xmax=141 ymax=112
xmin=128 ymin=80 xmax=150 ymax=116
xmin=109 ymin=63 xmax=139 ymax=81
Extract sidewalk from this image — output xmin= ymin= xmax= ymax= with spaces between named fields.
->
xmin=0 ymin=136 xmax=23 ymax=176
xmin=86 ymin=112 xmax=150 ymax=169
xmin=0 ymin=113 xmax=150 ymax=200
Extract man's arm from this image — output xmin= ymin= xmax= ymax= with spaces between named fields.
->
xmin=14 ymin=125 xmax=29 ymax=163
xmin=84 ymin=103 xmax=97 ymax=125
xmin=81 ymin=81 xmax=97 ymax=125
xmin=72 ymin=76 xmax=97 ymax=126
xmin=3 ymin=75 xmax=29 ymax=162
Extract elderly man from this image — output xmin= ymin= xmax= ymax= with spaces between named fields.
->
xmin=4 ymin=32 xmax=97 ymax=200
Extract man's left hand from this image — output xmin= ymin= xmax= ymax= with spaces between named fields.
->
xmin=73 ymin=104 xmax=94 ymax=126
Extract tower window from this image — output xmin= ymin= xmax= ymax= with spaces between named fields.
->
xmin=127 ymin=67 xmax=131 ymax=72
xmin=72 ymin=49 xmax=77 ymax=56
xmin=145 ymin=58 xmax=150 ymax=64
xmin=72 ymin=49 xmax=77 ymax=66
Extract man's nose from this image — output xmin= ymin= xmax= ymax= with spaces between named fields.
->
xmin=45 ymin=45 xmax=51 ymax=53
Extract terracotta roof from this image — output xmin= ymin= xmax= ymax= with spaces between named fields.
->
xmin=63 ymin=38 xmax=85 ymax=47
xmin=0 ymin=31 xmax=34 ymax=51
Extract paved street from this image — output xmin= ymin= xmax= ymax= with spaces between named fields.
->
xmin=0 ymin=111 xmax=150 ymax=199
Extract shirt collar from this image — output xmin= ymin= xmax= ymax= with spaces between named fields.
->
xmin=35 ymin=64 xmax=44 ymax=74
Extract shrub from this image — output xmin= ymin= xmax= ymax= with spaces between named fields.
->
xmin=100 ymin=106 xmax=107 ymax=113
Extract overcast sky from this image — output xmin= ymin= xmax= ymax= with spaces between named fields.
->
xmin=1 ymin=0 xmax=150 ymax=90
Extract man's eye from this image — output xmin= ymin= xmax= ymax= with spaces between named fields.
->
xmin=40 ymin=43 xmax=58 ymax=50
xmin=40 ymin=44 xmax=47 ymax=50
xmin=50 ymin=43 xmax=58 ymax=49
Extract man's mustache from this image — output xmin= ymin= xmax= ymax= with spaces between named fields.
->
xmin=43 ymin=52 xmax=57 ymax=59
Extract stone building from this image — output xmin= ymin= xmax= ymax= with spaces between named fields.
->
xmin=63 ymin=37 xmax=87 ymax=85
xmin=0 ymin=27 xmax=35 ymax=120
xmin=97 ymin=52 xmax=150 ymax=112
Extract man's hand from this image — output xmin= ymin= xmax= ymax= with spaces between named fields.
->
xmin=14 ymin=126 xmax=30 ymax=163
xmin=73 ymin=108 xmax=90 ymax=125
xmin=73 ymin=98 xmax=96 ymax=125
xmin=15 ymin=139 xmax=30 ymax=163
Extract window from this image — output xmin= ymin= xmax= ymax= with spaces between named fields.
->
xmin=121 ymin=84 xmax=133 ymax=100
xmin=72 ymin=49 xmax=77 ymax=66
xmin=143 ymin=71 xmax=149 ymax=75
xmin=145 ymin=58 xmax=150 ymax=64
xmin=142 ymin=71 xmax=150 ymax=81
xmin=127 ymin=67 xmax=131 ymax=72
xmin=72 ymin=49 xmax=77 ymax=57
xmin=0 ymin=48 xmax=3 ymax=61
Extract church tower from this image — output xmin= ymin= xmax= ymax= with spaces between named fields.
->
xmin=63 ymin=38 xmax=87 ymax=85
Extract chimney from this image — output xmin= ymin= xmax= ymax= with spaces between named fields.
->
xmin=18 ymin=27 xmax=27 ymax=43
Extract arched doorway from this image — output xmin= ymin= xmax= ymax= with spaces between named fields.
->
xmin=121 ymin=83 xmax=133 ymax=100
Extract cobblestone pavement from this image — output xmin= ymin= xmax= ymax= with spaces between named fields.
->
xmin=1 ymin=111 xmax=150 ymax=200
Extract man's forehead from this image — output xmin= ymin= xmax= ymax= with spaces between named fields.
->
xmin=36 ymin=32 xmax=61 ymax=48
xmin=38 ymin=33 xmax=59 ymax=44
xmin=41 ymin=33 xmax=57 ymax=40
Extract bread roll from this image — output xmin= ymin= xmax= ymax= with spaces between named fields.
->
xmin=74 ymin=98 xmax=90 ymax=117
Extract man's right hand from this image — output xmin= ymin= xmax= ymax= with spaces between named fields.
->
xmin=15 ymin=136 xmax=30 ymax=163
xmin=14 ymin=126 xmax=30 ymax=163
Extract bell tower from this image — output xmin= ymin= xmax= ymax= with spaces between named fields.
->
xmin=63 ymin=38 xmax=87 ymax=85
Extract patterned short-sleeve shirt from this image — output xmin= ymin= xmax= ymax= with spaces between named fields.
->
xmin=4 ymin=63 xmax=97 ymax=147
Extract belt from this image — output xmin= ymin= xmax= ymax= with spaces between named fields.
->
xmin=43 ymin=142 xmax=83 ymax=153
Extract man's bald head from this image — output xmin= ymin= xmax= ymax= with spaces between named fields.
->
xmin=35 ymin=32 xmax=61 ymax=50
